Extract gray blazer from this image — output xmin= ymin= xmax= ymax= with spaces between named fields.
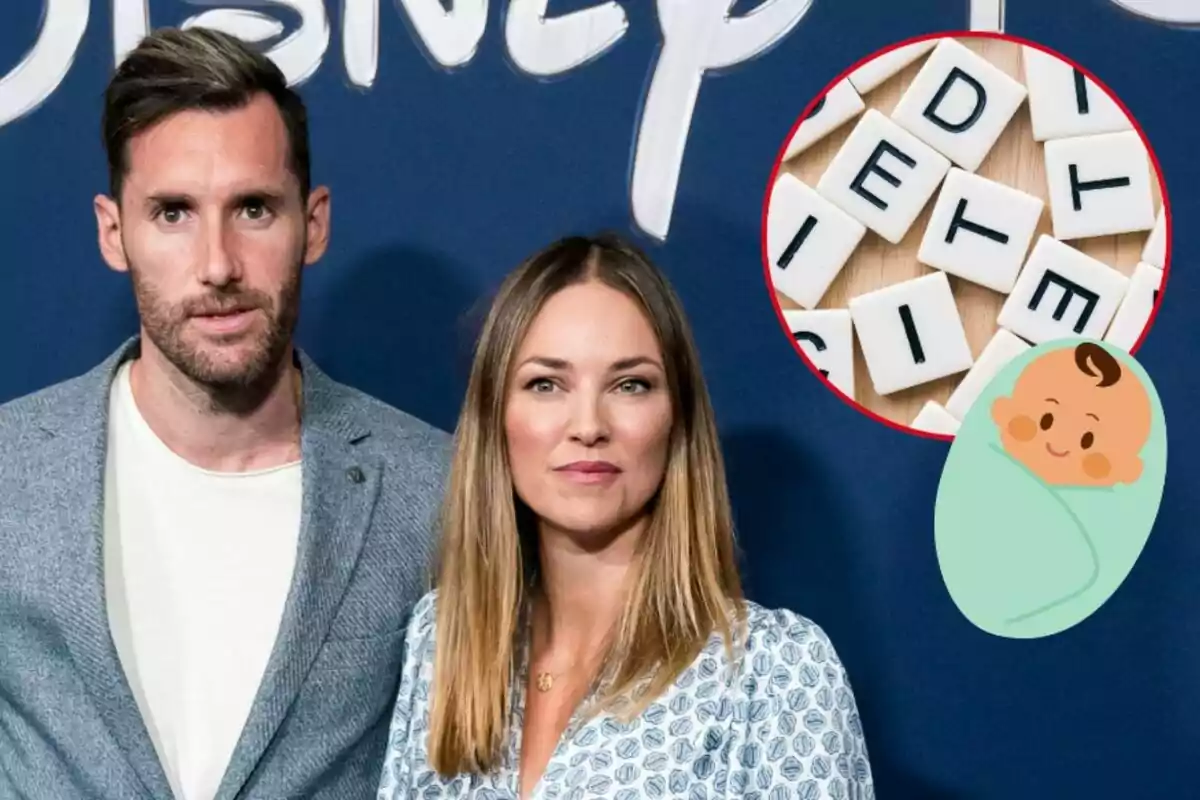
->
xmin=0 ymin=337 xmax=452 ymax=799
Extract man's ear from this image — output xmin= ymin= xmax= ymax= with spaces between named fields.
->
xmin=94 ymin=195 xmax=128 ymax=273
xmin=303 ymin=186 xmax=331 ymax=265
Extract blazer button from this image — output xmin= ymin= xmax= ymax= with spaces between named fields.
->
xmin=347 ymin=466 xmax=365 ymax=484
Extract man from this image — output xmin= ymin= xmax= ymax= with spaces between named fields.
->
xmin=0 ymin=27 xmax=450 ymax=799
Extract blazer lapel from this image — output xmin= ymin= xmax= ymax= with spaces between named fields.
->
xmin=215 ymin=351 xmax=380 ymax=800
xmin=47 ymin=338 xmax=176 ymax=799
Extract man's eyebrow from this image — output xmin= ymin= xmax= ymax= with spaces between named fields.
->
xmin=232 ymin=189 xmax=288 ymax=205
xmin=144 ymin=192 xmax=194 ymax=208
xmin=1086 ymin=412 xmax=1100 ymax=421
xmin=1045 ymin=398 xmax=1059 ymax=404
xmin=143 ymin=189 xmax=288 ymax=207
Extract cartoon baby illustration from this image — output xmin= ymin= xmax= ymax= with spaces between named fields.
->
xmin=934 ymin=339 xmax=1166 ymax=639
xmin=990 ymin=341 xmax=1152 ymax=487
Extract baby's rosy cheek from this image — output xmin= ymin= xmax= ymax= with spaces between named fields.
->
xmin=1007 ymin=414 xmax=1037 ymax=442
xmin=1083 ymin=453 xmax=1111 ymax=479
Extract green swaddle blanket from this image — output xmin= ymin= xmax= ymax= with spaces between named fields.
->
xmin=935 ymin=338 xmax=1166 ymax=639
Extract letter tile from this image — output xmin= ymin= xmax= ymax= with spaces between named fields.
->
xmin=783 ymin=309 xmax=855 ymax=398
xmin=891 ymin=37 xmax=1027 ymax=172
xmin=917 ymin=168 xmax=1044 ymax=294
xmin=784 ymin=78 xmax=866 ymax=159
xmin=1021 ymin=46 xmax=1132 ymax=141
xmin=816 ymin=109 xmax=951 ymax=244
xmin=1141 ymin=208 xmax=1167 ymax=269
xmin=945 ymin=327 xmax=1031 ymax=420
xmin=1103 ymin=261 xmax=1164 ymax=351
xmin=767 ymin=174 xmax=867 ymax=309
xmin=997 ymin=235 xmax=1129 ymax=343
xmin=847 ymin=271 xmax=974 ymax=396
xmin=911 ymin=400 xmax=961 ymax=435
xmin=1043 ymin=130 xmax=1156 ymax=239
xmin=847 ymin=39 xmax=939 ymax=95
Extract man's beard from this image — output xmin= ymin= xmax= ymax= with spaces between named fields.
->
xmin=129 ymin=263 xmax=302 ymax=407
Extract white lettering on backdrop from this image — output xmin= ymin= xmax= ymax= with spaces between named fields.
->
xmin=506 ymin=0 xmax=630 ymax=76
xmin=0 ymin=0 xmax=88 ymax=130
xmin=1107 ymin=0 xmax=1200 ymax=24
xmin=633 ymin=0 xmax=812 ymax=238
xmin=970 ymin=0 xmax=1004 ymax=31
xmin=0 ymin=1 xmax=1183 ymax=240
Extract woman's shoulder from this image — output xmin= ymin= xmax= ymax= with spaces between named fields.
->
xmin=730 ymin=599 xmax=853 ymax=688
xmin=403 ymin=588 xmax=439 ymax=651
xmin=741 ymin=599 xmax=840 ymax=650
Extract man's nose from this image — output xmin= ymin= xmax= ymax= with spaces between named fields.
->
xmin=196 ymin=217 xmax=243 ymax=287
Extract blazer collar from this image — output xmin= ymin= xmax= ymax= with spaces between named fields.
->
xmin=42 ymin=335 xmax=371 ymax=447
xmin=45 ymin=336 xmax=380 ymax=800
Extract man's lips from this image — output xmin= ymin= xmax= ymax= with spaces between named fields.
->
xmin=1045 ymin=442 xmax=1070 ymax=458
xmin=190 ymin=304 xmax=258 ymax=318
xmin=189 ymin=306 xmax=259 ymax=334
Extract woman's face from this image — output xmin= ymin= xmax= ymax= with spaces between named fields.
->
xmin=505 ymin=280 xmax=674 ymax=544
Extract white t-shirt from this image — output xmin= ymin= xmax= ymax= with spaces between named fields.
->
xmin=103 ymin=360 xmax=302 ymax=800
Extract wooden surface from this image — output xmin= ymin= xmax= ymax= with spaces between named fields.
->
xmin=777 ymin=37 xmax=1163 ymax=428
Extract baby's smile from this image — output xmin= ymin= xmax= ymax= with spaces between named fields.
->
xmin=1045 ymin=442 xmax=1070 ymax=458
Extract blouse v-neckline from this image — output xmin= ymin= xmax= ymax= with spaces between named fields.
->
xmin=507 ymin=617 xmax=601 ymax=800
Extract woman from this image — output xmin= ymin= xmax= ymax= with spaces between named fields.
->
xmin=378 ymin=234 xmax=875 ymax=799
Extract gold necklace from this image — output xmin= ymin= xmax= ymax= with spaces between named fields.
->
xmin=533 ymin=660 xmax=576 ymax=693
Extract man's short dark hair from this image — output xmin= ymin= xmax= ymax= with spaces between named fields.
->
xmin=1075 ymin=341 xmax=1121 ymax=387
xmin=102 ymin=27 xmax=311 ymax=202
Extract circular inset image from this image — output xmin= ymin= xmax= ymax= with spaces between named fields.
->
xmin=761 ymin=33 xmax=1170 ymax=437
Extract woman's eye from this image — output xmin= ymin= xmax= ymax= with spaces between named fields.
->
xmin=1081 ymin=431 xmax=1094 ymax=449
xmin=527 ymin=378 xmax=555 ymax=393
xmin=1040 ymin=413 xmax=1054 ymax=430
xmin=617 ymin=379 xmax=650 ymax=394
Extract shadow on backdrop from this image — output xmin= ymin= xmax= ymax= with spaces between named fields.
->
xmin=723 ymin=427 xmax=966 ymax=800
xmin=299 ymin=245 xmax=481 ymax=434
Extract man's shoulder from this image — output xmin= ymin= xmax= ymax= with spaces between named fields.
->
xmin=0 ymin=371 xmax=93 ymax=443
xmin=312 ymin=373 xmax=453 ymax=484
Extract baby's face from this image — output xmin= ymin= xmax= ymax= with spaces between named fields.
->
xmin=991 ymin=347 xmax=1151 ymax=487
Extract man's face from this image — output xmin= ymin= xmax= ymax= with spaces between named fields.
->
xmin=991 ymin=348 xmax=1151 ymax=487
xmin=95 ymin=93 xmax=329 ymax=390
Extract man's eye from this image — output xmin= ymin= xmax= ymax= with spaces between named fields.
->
xmin=158 ymin=207 xmax=186 ymax=223
xmin=243 ymin=202 xmax=269 ymax=220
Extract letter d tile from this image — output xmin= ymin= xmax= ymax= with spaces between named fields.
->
xmin=891 ymin=37 xmax=1027 ymax=172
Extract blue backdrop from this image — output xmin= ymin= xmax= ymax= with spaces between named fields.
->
xmin=1 ymin=1 xmax=1196 ymax=797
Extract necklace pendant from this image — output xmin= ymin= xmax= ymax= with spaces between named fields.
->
xmin=536 ymin=672 xmax=554 ymax=692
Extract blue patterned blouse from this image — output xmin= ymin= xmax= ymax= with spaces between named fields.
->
xmin=378 ymin=591 xmax=875 ymax=799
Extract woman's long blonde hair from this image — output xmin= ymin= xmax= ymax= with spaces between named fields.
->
xmin=428 ymin=233 xmax=745 ymax=776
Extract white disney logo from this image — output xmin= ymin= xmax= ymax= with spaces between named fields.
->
xmin=0 ymin=0 xmax=1190 ymax=240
